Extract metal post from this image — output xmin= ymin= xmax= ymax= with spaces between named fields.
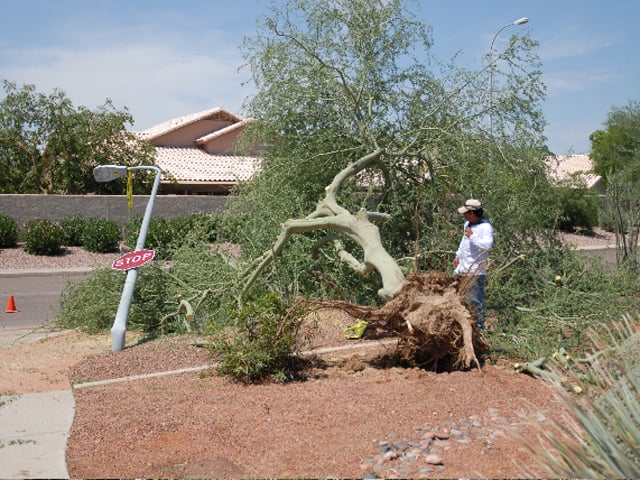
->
xmin=109 ymin=165 xmax=162 ymax=351
xmin=488 ymin=17 xmax=528 ymax=142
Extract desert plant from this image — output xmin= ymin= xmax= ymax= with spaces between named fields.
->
xmin=22 ymin=219 xmax=64 ymax=255
xmin=212 ymin=293 xmax=308 ymax=383
xmin=80 ymin=217 xmax=120 ymax=253
xmin=524 ymin=314 xmax=640 ymax=478
xmin=0 ymin=214 xmax=18 ymax=248
xmin=60 ymin=213 xmax=88 ymax=247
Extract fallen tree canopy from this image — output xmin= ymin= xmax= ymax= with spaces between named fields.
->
xmin=242 ymin=150 xmax=488 ymax=372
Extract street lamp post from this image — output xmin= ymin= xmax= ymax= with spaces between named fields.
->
xmin=489 ymin=17 xmax=528 ymax=139
xmin=93 ymin=164 xmax=163 ymax=351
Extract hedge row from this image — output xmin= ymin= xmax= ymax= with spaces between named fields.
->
xmin=0 ymin=212 xmax=222 ymax=257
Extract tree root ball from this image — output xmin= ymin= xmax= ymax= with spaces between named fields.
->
xmin=319 ymin=272 xmax=490 ymax=371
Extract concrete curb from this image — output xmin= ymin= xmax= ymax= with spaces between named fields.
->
xmin=0 ymin=267 xmax=94 ymax=278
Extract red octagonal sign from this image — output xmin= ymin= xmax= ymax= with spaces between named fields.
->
xmin=112 ymin=249 xmax=156 ymax=271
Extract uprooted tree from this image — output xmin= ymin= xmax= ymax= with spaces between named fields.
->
xmin=229 ymin=0 xmax=547 ymax=371
xmin=240 ymin=147 xmax=489 ymax=369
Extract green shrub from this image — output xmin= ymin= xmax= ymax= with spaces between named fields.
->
xmin=555 ymin=186 xmax=600 ymax=231
xmin=212 ymin=293 xmax=307 ymax=383
xmin=123 ymin=215 xmax=189 ymax=259
xmin=0 ymin=214 xmax=18 ymax=248
xmin=60 ymin=214 xmax=88 ymax=247
xmin=185 ymin=212 xmax=222 ymax=242
xmin=22 ymin=219 xmax=65 ymax=255
xmin=81 ymin=217 xmax=120 ymax=253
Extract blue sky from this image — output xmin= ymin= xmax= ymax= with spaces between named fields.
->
xmin=1 ymin=0 xmax=638 ymax=155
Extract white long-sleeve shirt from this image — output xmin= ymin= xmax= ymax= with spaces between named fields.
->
xmin=454 ymin=218 xmax=494 ymax=276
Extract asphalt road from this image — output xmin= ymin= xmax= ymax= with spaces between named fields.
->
xmin=0 ymin=271 xmax=91 ymax=346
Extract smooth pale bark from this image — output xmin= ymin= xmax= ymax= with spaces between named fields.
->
xmin=242 ymin=148 xmax=405 ymax=301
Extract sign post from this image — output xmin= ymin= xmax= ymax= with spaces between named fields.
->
xmin=93 ymin=164 xmax=162 ymax=351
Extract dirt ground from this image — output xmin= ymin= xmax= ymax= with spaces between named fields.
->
xmin=0 ymin=324 xmax=568 ymax=479
xmin=1 ymin=236 xmax=607 ymax=478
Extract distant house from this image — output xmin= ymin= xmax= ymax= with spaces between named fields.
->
xmin=133 ymin=107 xmax=262 ymax=194
xmin=546 ymin=154 xmax=604 ymax=194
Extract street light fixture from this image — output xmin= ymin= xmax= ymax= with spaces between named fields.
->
xmin=93 ymin=164 xmax=163 ymax=351
xmin=489 ymin=17 xmax=529 ymax=139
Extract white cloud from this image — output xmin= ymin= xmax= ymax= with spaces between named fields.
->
xmin=544 ymin=70 xmax=621 ymax=97
xmin=2 ymin=39 xmax=254 ymax=129
xmin=539 ymin=24 xmax=619 ymax=62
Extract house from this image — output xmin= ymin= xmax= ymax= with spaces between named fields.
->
xmin=546 ymin=154 xmax=604 ymax=194
xmin=133 ymin=107 xmax=262 ymax=194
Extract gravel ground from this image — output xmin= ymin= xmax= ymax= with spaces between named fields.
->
xmin=0 ymin=244 xmax=116 ymax=270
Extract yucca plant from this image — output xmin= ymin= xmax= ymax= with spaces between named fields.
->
xmin=525 ymin=314 xmax=640 ymax=478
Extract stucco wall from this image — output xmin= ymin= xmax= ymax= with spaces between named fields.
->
xmin=0 ymin=194 xmax=230 ymax=228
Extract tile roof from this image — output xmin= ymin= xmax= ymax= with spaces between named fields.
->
xmin=196 ymin=118 xmax=254 ymax=145
xmin=134 ymin=107 xmax=242 ymax=141
xmin=155 ymin=146 xmax=261 ymax=183
xmin=546 ymin=154 xmax=602 ymax=189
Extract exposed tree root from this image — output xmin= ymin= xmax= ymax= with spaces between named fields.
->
xmin=314 ymin=272 xmax=490 ymax=371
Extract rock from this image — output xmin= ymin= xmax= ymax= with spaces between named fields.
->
xmin=383 ymin=450 xmax=400 ymax=461
xmin=377 ymin=441 xmax=391 ymax=452
xmin=425 ymin=453 xmax=444 ymax=465
xmin=393 ymin=441 xmax=409 ymax=451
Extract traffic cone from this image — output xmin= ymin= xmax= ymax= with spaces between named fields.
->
xmin=5 ymin=295 xmax=19 ymax=313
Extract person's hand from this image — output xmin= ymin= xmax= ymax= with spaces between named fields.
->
xmin=453 ymin=258 xmax=459 ymax=268
xmin=464 ymin=226 xmax=473 ymax=237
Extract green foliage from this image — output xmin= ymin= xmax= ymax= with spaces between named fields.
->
xmin=56 ymin=267 xmax=124 ymax=333
xmin=55 ymin=231 xmax=241 ymax=337
xmin=554 ymin=186 xmax=600 ymax=231
xmin=527 ymin=314 xmax=640 ymax=478
xmin=60 ymin=214 xmax=87 ymax=247
xmin=234 ymin=0 xmax=546 ymax=307
xmin=0 ymin=214 xmax=18 ymax=248
xmin=486 ymin=245 xmax=639 ymax=361
xmin=589 ymin=100 xmax=640 ymax=272
xmin=0 ymin=80 xmax=156 ymax=194
xmin=212 ymin=293 xmax=305 ymax=383
xmin=127 ymin=262 xmax=171 ymax=333
xmin=80 ymin=217 xmax=120 ymax=253
xmin=22 ymin=219 xmax=64 ymax=255
xmin=590 ymin=100 xmax=640 ymax=178
xmin=602 ymin=168 xmax=640 ymax=272
xmin=57 ymin=262 xmax=171 ymax=334
xmin=182 ymin=212 xmax=223 ymax=243
xmin=124 ymin=214 xmax=196 ymax=259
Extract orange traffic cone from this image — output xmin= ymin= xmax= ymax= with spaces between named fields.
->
xmin=5 ymin=295 xmax=19 ymax=313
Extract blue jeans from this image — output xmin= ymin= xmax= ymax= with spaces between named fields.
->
xmin=467 ymin=275 xmax=486 ymax=329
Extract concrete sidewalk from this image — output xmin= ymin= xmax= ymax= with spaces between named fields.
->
xmin=0 ymin=390 xmax=75 ymax=479
xmin=0 ymin=267 xmax=92 ymax=479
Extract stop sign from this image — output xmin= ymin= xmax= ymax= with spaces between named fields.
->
xmin=112 ymin=249 xmax=156 ymax=271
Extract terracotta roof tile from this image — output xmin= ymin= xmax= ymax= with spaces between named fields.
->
xmin=546 ymin=154 xmax=602 ymax=189
xmin=155 ymin=146 xmax=261 ymax=183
